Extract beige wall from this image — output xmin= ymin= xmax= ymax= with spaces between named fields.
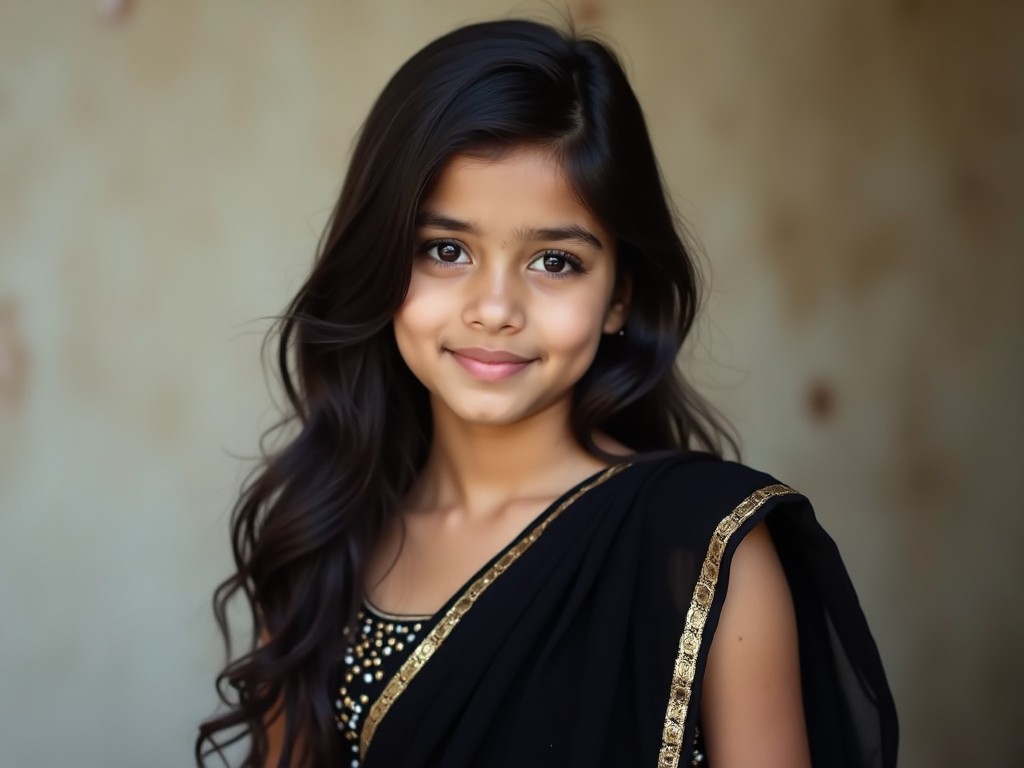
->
xmin=1 ymin=1 xmax=1021 ymax=766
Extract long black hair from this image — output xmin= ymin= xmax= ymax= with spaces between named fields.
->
xmin=196 ymin=17 xmax=736 ymax=768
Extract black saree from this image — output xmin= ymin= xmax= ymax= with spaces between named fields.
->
xmin=354 ymin=451 xmax=898 ymax=767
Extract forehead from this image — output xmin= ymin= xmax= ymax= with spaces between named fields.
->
xmin=421 ymin=148 xmax=607 ymax=238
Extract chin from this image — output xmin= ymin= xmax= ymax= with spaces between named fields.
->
xmin=454 ymin=407 xmax=524 ymax=426
xmin=432 ymin=387 xmax=564 ymax=427
xmin=442 ymin=396 xmax=533 ymax=426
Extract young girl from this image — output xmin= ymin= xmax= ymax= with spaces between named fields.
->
xmin=197 ymin=19 xmax=897 ymax=768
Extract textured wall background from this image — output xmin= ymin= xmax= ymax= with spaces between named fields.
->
xmin=1 ymin=1 xmax=1021 ymax=766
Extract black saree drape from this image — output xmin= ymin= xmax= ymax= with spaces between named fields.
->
xmin=358 ymin=451 xmax=898 ymax=767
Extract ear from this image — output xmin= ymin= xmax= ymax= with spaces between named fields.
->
xmin=602 ymin=270 xmax=632 ymax=335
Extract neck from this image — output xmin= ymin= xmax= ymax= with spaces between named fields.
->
xmin=409 ymin=396 xmax=610 ymax=518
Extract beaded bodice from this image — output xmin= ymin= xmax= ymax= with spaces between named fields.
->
xmin=334 ymin=602 xmax=438 ymax=767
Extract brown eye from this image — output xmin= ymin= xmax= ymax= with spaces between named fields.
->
xmin=437 ymin=242 xmax=462 ymax=262
xmin=528 ymin=250 xmax=585 ymax=278
xmin=527 ymin=250 xmax=584 ymax=277
xmin=420 ymin=240 xmax=469 ymax=266
xmin=542 ymin=254 xmax=567 ymax=272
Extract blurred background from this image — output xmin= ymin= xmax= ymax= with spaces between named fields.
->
xmin=1 ymin=1 xmax=1021 ymax=766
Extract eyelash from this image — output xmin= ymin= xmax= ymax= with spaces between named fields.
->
xmin=417 ymin=238 xmax=588 ymax=279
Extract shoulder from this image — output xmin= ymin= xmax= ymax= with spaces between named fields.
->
xmin=625 ymin=450 xmax=808 ymax=543
xmin=701 ymin=517 xmax=812 ymax=765
xmin=627 ymin=450 xmax=793 ymax=498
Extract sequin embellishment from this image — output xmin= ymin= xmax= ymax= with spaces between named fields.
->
xmin=336 ymin=604 xmax=435 ymax=768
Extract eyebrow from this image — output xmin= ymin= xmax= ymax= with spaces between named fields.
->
xmin=415 ymin=211 xmax=604 ymax=250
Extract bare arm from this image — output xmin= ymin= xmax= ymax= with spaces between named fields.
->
xmin=700 ymin=521 xmax=812 ymax=768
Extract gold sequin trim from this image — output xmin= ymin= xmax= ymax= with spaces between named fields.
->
xmin=657 ymin=483 xmax=798 ymax=768
xmin=360 ymin=462 xmax=633 ymax=757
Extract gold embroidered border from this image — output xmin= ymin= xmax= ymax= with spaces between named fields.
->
xmin=657 ymin=483 xmax=798 ymax=768
xmin=360 ymin=462 xmax=632 ymax=758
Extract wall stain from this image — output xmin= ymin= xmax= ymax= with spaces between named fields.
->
xmin=97 ymin=0 xmax=134 ymax=23
xmin=760 ymin=202 xmax=820 ymax=322
xmin=0 ymin=296 xmax=28 ymax=411
xmin=574 ymin=0 xmax=604 ymax=26
xmin=0 ymin=294 xmax=28 ymax=486
xmin=806 ymin=378 xmax=837 ymax=423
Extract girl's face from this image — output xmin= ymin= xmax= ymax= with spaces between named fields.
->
xmin=393 ymin=146 xmax=628 ymax=428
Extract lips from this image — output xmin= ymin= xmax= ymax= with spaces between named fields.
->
xmin=446 ymin=346 xmax=536 ymax=381
xmin=448 ymin=347 xmax=533 ymax=364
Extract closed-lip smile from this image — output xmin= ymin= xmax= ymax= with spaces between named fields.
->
xmin=448 ymin=346 xmax=534 ymax=364
xmin=446 ymin=346 xmax=536 ymax=382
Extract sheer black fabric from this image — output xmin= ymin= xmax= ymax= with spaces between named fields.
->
xmin=353 ymin=451 xmax=897 ymax=767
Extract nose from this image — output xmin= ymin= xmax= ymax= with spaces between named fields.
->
xmin=462 ymin=264 xmax=525 ymax=333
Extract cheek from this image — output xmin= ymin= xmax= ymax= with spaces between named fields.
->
xmin=393 ymin=282 xmax=441 ymax=367
xmin=538 ymin=293 xmax=608 ymax=354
